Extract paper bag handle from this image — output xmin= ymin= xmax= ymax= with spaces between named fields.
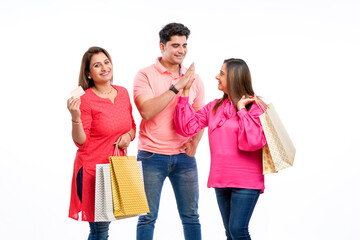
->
xmin=113 ymin=144 xmax=127 ymax=156
xmin=254 ymin=96 xmax=267 ymax=113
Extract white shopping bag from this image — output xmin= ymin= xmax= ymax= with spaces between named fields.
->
xmin=94 ymin=162 xmax=146 ymax=221
xmin=94 ymin=164 xmax=116 ymax=222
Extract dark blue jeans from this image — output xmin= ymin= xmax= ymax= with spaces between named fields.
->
xmin=136 ymin=150 xmax=201 ymax=240
xmin=215 ymin=188 xmax=260 ymax=240
xmin=78 ymin=169 xmax=110 ymax=240
xmin=88 ymin=222 xmax=110 ymax=240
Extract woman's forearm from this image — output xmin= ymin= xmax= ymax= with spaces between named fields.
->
xmin=71 ymin=120 xmax=86 ymax=145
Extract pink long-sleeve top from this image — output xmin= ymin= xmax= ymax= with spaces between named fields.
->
xmin=174 ymin=97 xmax=266 ymax=192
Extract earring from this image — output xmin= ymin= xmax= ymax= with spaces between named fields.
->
xmin=88 ymin=76 xmax=91 ymax=79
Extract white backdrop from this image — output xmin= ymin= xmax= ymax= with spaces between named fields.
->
xmin=1 ymin=0 xmax=359 ymax=239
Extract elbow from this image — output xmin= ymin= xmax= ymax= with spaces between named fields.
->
xmin=77 ymin=140 xmax=85 ymax=146
xmin=74 ymin=137 xmax=86 ymax=146
xmin=175 ymin=127 xmax=196 ymax=137
xmin=72 ymin=133 xmax=86 ymax=146
xmin=140 ymin=110 xmax=153 ymax=121
xmin=238 ymin=139 xmax=267 ymax=152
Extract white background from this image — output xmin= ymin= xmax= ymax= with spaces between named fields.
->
xmin=1 ymin=0 xmax=359 ymax=239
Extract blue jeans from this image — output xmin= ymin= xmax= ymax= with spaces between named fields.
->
xmin=88 ymin=222 xmax=110 ymax=240
xmin=136 ymin=150 xmax=201 ymax=240
xmin=215 ymin=188 xmax=260 ymax=240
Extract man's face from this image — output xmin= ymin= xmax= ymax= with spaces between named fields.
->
xmin=160 ymin=35 xmax=187 ymax=65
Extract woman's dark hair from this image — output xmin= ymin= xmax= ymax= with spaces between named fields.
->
xmin=213 ymin=58 xmax=257 ymax=113
xmin=78 ymin=46 xmax=112 ymax=90
xmin=159 ymin=23 xmax=190 ymax=44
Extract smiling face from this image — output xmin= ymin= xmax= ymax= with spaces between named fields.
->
xmin=160 ymin=35 xmax=188 ymax=66
xmin=88 ymin=52 xmax=113 ymax=85
xmin=216 ymin=63 xmax=228 ymax=94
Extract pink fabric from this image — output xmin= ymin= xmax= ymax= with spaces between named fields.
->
xmin=174 ymin=97 xmax=266 ymax=192
xmin=133 ymin=58 xmax=205 ymax=154
xmin=68 ymin=85 xmax=136 ymax=221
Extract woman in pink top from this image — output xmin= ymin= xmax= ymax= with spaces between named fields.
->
xmin=67 ymin=47 xmax=136 ymax=239
xmin=174 ymin=59 xmax=266 ymax=240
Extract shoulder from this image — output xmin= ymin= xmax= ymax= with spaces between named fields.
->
xmin=193 ymin=73 xmax=203 ymax=85
xmin=206 ymin=98 xmax=221 ymax=109
xmin=113 ymin=85 xmax=131 ymax=102
xmin=80 ymin=88 xmax=94 ymax=102
xmin=137 ymin=63 xmax=157 ymax=75
xmin=211 ymin=98 xmax=221 ymax=105
xmin=79 ymin=89 xmax=93 ymax=111
xmin=200 ymin=99 xmax=223 ymax=116
xmin=113 ymin=85 xmax=128 ymax=93
xmin=134 ymin=64 xmax=159 ymax=84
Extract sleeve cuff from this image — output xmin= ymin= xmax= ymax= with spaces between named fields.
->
xmin=237 ymin=108 xmax=247 ymax=116
xmin=178 ymin=96 xmax=189 ymax=103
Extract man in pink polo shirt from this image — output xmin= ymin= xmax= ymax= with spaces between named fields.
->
xmin=133 ymin=23 xmax=205 ymax=240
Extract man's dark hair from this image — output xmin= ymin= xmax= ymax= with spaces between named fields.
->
xmin=159 ymin=23 xmax=191 ymax=44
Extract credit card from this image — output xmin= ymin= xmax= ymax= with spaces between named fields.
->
xmin=70 ymin=86 xmax=85 ymax=98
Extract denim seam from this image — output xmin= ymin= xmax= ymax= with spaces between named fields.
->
xmin=244 ymin=190 xmax=260 ymax=234
xmin=138 ymin=151 xmax=155 ymax=160
xmin=168 ymin=155 xmax=172 ymax=174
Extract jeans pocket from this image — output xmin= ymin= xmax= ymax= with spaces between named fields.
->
xmin=137 ymin=150 xmax=155 ymax=160
xmin=182 ymin=152 xmax=195 ymax=160
xmin=184 ymin=153 xmax=195 ymax=158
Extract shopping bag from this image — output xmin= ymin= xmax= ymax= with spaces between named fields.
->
xmin=109 ymin=146 xmax=150 ymax=218
xmin=94 ymin=160 xmax=145 ymax=221
xmin=256 ymin=99 xmax=296 ymax=174
xmin=94 ymin=164 xmax=116 ymax=222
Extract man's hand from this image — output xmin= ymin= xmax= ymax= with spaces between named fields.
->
xmin=174 ymin=63 xmax=195 ymax=90
xmin=180 ymin=139 xmax=198 ymax=157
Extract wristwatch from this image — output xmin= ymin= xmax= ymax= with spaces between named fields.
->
xmin=169 ymin=85 xmax=179 ymax=94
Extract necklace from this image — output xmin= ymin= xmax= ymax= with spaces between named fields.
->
xmin=93 ymin=86 xmax=113 ymax=95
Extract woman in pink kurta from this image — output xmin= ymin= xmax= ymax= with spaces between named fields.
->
xmin=174 ymin=59 xmax=266 ymax=240
xmin=67 ymin=47 xmax=136 ymax=239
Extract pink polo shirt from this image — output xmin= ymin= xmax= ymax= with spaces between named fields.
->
xmin=133 ymin=58 xmax=205 ymax=155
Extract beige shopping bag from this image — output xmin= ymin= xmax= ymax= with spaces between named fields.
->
xmin=256 ymin=100 xmax=296 ymax=174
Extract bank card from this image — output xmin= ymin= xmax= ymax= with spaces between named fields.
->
xmin=70 ymin=86 xmax=85 ymax=99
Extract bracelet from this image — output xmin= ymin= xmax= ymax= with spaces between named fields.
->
xmin=71 ymin=119 xmax=82 ymax=124
xmin=127 ymin=132 xmax=132 ymax=140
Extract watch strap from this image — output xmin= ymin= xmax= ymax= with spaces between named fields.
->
xmin=169 ymin=85 xmax=179 ymax=94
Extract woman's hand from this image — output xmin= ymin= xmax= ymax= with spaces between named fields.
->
xmin=67 ymin=97 xmax=81 ymax=121
xmin=237 ymin=95 xmax=256 ymax=111
xmin=115 ymin=132 xmax=132 ymax=150
xmin=67 ymin=97 xmax=86 ymax=145
xmin=175 ymin=63 xmax=195 ymax=91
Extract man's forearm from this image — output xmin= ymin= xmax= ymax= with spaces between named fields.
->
xmin=192 ymin=129 xmax=204 ymax=148
xmin=136 ymin=89 xmax=177 ymax=121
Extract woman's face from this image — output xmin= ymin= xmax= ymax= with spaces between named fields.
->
xmin=88 ymin=52 xmax=113 ymax=85
xmin=216 ymin=63 xmax=228 ymax=94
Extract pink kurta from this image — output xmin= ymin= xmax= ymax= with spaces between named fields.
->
xmin=174 ymin=97 xmax=266 ymax=192
xmin=68 ymin=85 xmax=136 ymax=222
